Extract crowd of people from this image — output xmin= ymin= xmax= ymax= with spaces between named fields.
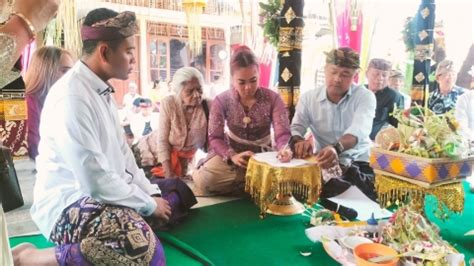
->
xmin=1 ymin=2 xmax=473 ymax=265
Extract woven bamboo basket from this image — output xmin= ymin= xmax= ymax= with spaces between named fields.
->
xmin=370 ymin=147 xmax=473 ymax=183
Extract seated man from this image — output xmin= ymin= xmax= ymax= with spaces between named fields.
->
xmin=366 ymin=58 xmax=404 ymax=140
xmin=289 ymin=47 xmax=377 ymax=200
xmin=388 ymin=69 xmax=411 ymax=109
xmin=15 ymin=9 xmax=195 ymax=265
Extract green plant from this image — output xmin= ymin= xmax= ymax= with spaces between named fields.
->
xmin=402 ymin=16 xmax=416 ymax=52
xmin=259 ymin=0 xmax=281 ymax=48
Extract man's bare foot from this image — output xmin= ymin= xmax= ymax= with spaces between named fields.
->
xmin=12 ymin=243 xmax=36 ymax=265
xmin=12 ymin=244 xmax=57 ymax=265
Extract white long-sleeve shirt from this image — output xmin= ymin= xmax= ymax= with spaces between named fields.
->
xmin=454 ymin=90 xmax=474 ymax=140
xmin=31 ymin=61 xmax=161 ymax=237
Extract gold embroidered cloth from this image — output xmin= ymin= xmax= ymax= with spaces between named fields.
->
xmin=375 ymin=173 xmax=464 ymax=213
xmin=245 ymin=157 xmax=322 ymax=215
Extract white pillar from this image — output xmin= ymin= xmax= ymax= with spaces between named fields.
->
xmin=139 ymin=16 xmax=149 ymax=97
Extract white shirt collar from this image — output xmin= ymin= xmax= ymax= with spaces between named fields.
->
xmin=77 ymin=60 xmax=115 ymax=96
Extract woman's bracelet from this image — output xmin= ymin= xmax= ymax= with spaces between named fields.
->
xmin=10 ymin=12 xmax=36 ymax=40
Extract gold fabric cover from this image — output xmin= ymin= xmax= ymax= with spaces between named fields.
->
xmin=375 ymin=173 xmax=464 ymax=214
xmin=245 ymin=157 xmax=322 ymax=215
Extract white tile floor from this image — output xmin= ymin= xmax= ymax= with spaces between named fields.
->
xmin=5 ymin=158 xmax=239 ymax=237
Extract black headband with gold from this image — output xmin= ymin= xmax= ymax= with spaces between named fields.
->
xmin=81 ymin=11 xmax=138 ymax=41
xmin=325 ymin=47 xmax=360 ymax=69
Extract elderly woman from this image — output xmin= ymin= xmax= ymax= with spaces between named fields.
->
xmin=192 ymin=45 xmax=291 ymax=196
xmin=428 ymin=60 xmax=466 ymax=114
xmin=134 ymin=67 xmax=209 ymax=178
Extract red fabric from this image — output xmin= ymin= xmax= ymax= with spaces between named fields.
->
xmin=335 ymin=0 xmax=363 ymax=82
xmin=151 ymin=149 xmax=196 ymax=177
xmin=258 ymin=62 xmax=272 ymax=89
xmin=81 ymin=26 xmax=125 ymax=41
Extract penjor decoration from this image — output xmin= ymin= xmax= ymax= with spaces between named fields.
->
xmin=278 ymin=0 xmax=304 ymax=121
xmin=410 ymin=0 xmax=435 ymax=106
xmin=182 ymin=0 xmax=206 ymax=56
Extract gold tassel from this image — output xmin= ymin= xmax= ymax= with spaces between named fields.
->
xmin=182 ymin=0 xmax=206 ymax=56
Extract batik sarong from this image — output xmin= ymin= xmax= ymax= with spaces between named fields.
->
xmin=50 ymin=197 xmax=165 ymax=266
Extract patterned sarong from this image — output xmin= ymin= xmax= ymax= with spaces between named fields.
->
xmin=50 ymin=197 xmax=165 ymax=266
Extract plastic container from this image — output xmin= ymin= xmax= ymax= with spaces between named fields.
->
xmin=366 ymin=213 xmax=378 ymax=239
xmin=353 ymin=243 xmax=399 ymax=266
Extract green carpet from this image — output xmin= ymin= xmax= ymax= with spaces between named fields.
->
xmin=425 ymin=182 xmax=474 ymax=261
xmin=9 ymin=182 xmax=473 ymax=265
xmin=166 ymin=182 xmax=473 ymax=265
xmin=167 ymin=198 xmax=337 ymax=266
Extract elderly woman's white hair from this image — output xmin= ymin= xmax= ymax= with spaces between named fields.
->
xmin=171 ymin=67 xmax=204 ymax=95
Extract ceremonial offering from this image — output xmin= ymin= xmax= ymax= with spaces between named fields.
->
xmin=370 ymin=147 xmax=472 ymax=183
xmin=380 ymin=205 xmax=465 ymax=265
xmin=245 ymin=152 xmax=322 ymax=217
xmin=391 ymin=106 xmax=465 ymax=159
xmin=371 ymin=106 xmax=474 ymax=183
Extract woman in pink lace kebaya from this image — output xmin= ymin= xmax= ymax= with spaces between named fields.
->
xmin=192 ymin=45 xmax=291 ymax=195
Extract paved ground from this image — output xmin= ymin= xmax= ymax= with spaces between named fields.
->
xmin=5 ymin=158 xmax=238 ymax=237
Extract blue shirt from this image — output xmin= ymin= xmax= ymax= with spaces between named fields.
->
xmin=291 ymin=84 xmax=376 ymax=164
xmin=428 ymin=85 xmax=465 ymax=114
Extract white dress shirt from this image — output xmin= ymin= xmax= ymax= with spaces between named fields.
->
xmin=31 ymin=61 xmax=161 ymax=238
xmin=454 ymin=90 xmax=474 ymax=140
xmin=291 ymin=84 xmax=376 ymax=165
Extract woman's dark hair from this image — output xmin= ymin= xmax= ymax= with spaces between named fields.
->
xmin=230 ymin=45 xmax=259 ymax=75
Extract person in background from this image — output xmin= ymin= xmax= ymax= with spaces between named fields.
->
xmin=429 ymin=42 xmax=447 ymax=84
xmin=454 ymin=89 xmax=474 ymax=192
xmin=134 ymin=67 xmax=210 ymax=179
xmin=428 ymin=60 xmax=465 ymax=115
xmin=0 ymin=0 xmax=58 ymax=87
xmin=366 ymin=58 xmax=404 ymax=140
xmin=130 ymin=97 xmax=158 ymax=142
xmin=388 ymin=69 xmax=411 ymax=109
xmin=25 ymin=46 xmax=74 ymax=160
xmin=149 ymin=79 xmax=161 ymax=111
xmin=122 ymin=81 xmax=140 ymax=110
xmin=1 ymin=1 xmax=59 ymax=265
xmin=193 ymin=45 xmax=291 ymax=196
xmin=455 ymin=43 xmax=474 ymax=90
xmin=286 ymin=47 xmax=377 ymax=200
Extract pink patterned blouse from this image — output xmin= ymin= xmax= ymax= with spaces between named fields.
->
xmin=208 ymin=88 xmax=291 ymax=161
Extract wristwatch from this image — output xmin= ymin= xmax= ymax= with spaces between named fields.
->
xmin=332 ymin=141 xmax=344 ymax=155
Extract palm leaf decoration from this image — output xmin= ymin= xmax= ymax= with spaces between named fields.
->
xmin=259 ymin=0 xmax=281 ymax=48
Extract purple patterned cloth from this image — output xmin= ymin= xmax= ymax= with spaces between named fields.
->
xmin=50 ymin=197 xmax=166 ymax=265
xmin=208 ymin=88 xmax=291 ymax=161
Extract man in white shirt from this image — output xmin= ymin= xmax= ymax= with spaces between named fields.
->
xmin=287 ymin=47 xmax=378 ymax=201
xmin=15 ymin=8 xmax=195 ymax=265
xmin=454 ymin=90 xmax=474 ymax=192
xmin=388 ymin=70 xmax=411 ymax=109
